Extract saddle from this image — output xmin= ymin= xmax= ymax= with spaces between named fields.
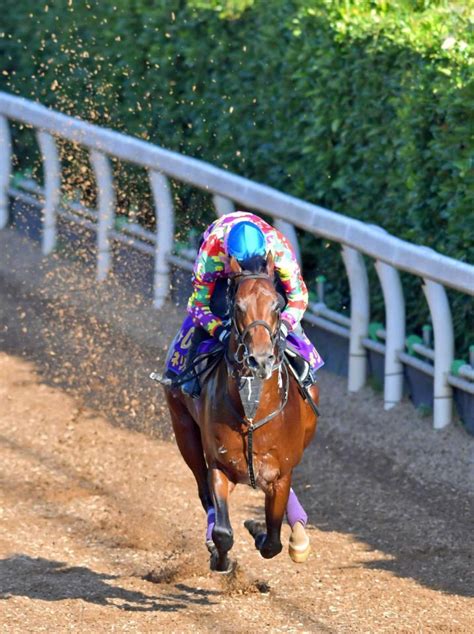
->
xmin=159 ymin=337 xmax=312 ymax=391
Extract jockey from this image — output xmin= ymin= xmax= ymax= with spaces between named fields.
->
xmin=166 ymin=211 xmax=318 ymax=397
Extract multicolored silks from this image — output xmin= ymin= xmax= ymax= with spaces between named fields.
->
xmin=187 ymin=212 xmax=308 ymax=336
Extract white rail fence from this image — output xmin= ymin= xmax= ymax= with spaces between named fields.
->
xmin=0 ymin=91 xmax=473 ymax=429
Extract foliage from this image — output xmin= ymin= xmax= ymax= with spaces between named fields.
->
xmin=1 ymin=0 xmax=473 ymax=353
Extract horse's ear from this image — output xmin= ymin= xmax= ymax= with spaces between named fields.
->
xmin=266 ymin=252 xmax=275 ymax=277
xmin=230 ymin=256 xmax=242 ymax=274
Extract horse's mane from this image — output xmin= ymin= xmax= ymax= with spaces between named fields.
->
xmin=238 ymin=255 xmax=268 ymax=274
xmin=225 ymin=255 xmax=273 ymax=315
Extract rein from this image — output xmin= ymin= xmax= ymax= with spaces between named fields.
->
xmin=227 ymin=271 xmax=289 ymax=489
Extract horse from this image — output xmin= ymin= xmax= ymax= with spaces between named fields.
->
xmin=163 ymin=253 xmax=319 ymax=572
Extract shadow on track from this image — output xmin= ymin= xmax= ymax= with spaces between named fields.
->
xmin=293 ymin=429 xmax=474 ymax=599
xmin=0 ymin=555 xmax=220 ymax=612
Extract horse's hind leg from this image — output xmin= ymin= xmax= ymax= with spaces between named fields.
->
xmin=209 ymin=467 xmax=234 ymax=572
xmin=287 ymin=488 xmax=311 ymax=563
xmin=166 ymin=393 xmax=213 ymax=513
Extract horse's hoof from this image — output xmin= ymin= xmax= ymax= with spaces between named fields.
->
xmin=260 ymin=539 xmax=283 ymax=560
xmin=255 ymin=533 xmax=266 ymax=550
xmin=289 ymin=528 xmax=311 ymax=563
xmin=214 ymin=559 xmax=236 ymax=575
xmin=244 ymin=520 xmax=267 ymax=551
xmin=289 ymin=541 xmax=311 ymax=563
xmin=209 ymin=550 xmax=235 ymax=574
xmin=244 ymin=519 xmax=265 ymax=539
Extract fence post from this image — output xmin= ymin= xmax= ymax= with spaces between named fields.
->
xmin=0 ymin=115 xmax=12 ymax=229
xmin=341 ymin=246 xmax=369 ymax=392
xmin=213 ymin=194 xmax=234 ymax=218
xmin=149 ymin=170 xmax=174 ymax=309
xmin=36 ymin=130 xmax=61 ymax=255
xmin=273 ymin=219 xmax=302 ymax=266
xmin=375 ymin=260 xmax=405 ymax=409
xmin=422 ymin=279 xmax=454 ymax=429
xmin=90 ymin=150 xmax=115 ymax=281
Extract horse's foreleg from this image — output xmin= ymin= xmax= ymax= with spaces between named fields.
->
xmin=209 ymin=467 xmax=234 ymax=572
xmin=167 ymin=395 xmax=213 ymax=513
xmin=259 ymin=473 xmax=291 ymax=559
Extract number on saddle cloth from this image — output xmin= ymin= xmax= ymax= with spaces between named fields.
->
xmin=165 ymin=315 xmax=196 ymax=375
xmin=166 ymin=277 xmax=230 ymax=377
xmin=165 ymin=316 xmax=220 ymax=377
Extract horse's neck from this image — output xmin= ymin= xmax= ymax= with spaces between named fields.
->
xmin=228 ymin=332 xmax=239 ymax=360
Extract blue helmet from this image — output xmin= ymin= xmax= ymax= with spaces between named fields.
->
xmin=226 ymin=221 xmax=266 ymax=261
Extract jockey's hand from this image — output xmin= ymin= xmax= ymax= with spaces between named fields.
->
xmin=214 ymin=324 xmax=230 ymax=344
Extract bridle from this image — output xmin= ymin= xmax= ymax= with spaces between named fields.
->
xmin=226 ymin=271 xmax=289 ymax=489
xmin=228 ymin=272 xmax=283 ymax=372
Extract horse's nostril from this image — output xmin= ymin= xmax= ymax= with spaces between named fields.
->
xmin=248 ymin=355 xmax=259 ymax=369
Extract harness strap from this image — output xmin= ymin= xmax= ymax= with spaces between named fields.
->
xmin=247 ymin=426 xmax=256 ymax=488
xmin=285 ymin=359 xmax=320 ymax=417
xmin=247 ymin=363 xmax=289 ymax=488
xmin=225 ymin=363 xmax=289 ymax=489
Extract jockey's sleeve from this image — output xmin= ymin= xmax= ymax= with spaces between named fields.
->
xmin=273 ymin=235 xmax=308 ymax=331
xmin=187 ymin=235 xmax=225 ymax=336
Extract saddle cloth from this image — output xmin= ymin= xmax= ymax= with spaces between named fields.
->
xmin=165 ymin=315 xmax=324 ymax=376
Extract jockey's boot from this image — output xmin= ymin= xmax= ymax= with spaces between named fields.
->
xmin=287 ymin=354 xmax=318 ymax=388
xmin=180 ymin=327 xmax=208 ymax=399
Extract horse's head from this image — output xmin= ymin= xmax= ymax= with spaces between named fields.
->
xmin=229 ymin=253 xmax=282 ymax=379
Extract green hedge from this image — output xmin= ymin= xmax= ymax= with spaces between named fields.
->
xmin=1 ymin=0 xmax=473 ymax=353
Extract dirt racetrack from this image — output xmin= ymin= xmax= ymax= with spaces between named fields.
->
xmin=0 ymin=229 xmax=473 ymax=632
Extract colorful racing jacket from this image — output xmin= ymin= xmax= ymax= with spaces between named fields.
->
xmin=187 ymin=211 xmax=308 ymax=335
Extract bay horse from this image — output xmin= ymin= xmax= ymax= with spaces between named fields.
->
xmin=163 ymin=253 xmax=319 ymax=572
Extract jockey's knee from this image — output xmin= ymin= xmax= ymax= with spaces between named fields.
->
xmin=187 ymin=326 xmax=209 ymax=362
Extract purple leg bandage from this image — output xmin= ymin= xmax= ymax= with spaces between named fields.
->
xmin=286 ymin=488 xmax=308 ymax=528
xmin=206 ymin=507 xmax=215 ymax=542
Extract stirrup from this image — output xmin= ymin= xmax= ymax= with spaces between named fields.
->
xmin=285 ymin=353 xmax=310 ymax=386
xmin=149 ymin=370 xmax=180 ymax=388
xmin=150 ymin=371 xmax=173 ymax=386
xmin=302 ymin=370 xmax=317 ymax=388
